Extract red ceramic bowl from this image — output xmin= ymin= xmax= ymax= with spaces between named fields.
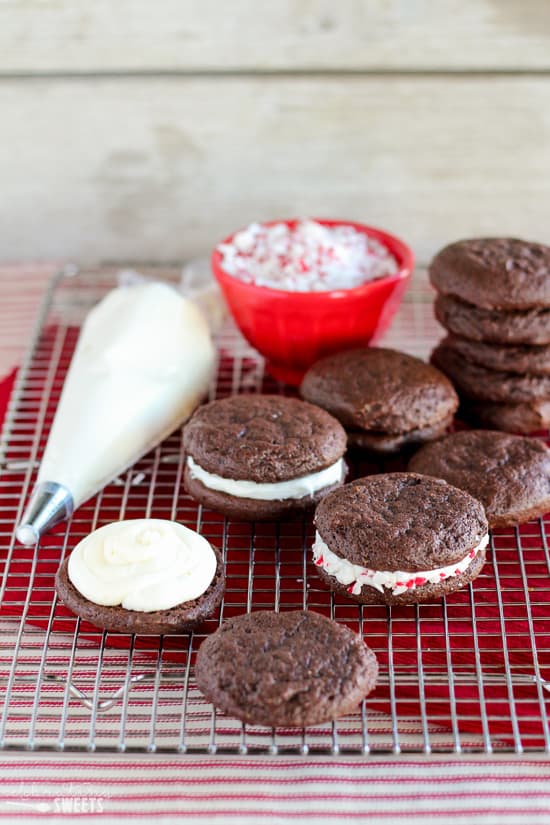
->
xmin=211 ymin=218 xmax=414 ymax=385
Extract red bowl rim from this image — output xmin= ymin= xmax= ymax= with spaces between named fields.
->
xmin=211 ymin=217 xmax=415 ymax=301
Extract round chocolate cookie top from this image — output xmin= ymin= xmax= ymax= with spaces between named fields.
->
xmin=409 ymin=430 xmax=550 ymax=528
xmin=315 ymin=473 xmax=487 ymax=571
xmin=435 ymin=294 xmax=550 ymax=346
xmin=300 ymin=348 xmax=458 ymax=435
xmin=431 ymin=343 xmax=550 ymax=403
xmin=183 ymin=394 xmax=346 ymax=483
xmin=442 ymin=334 xmax=550 ymax=377
xmin=195 ymin=610 xmax=378 ymax=728
xmin=430 ymin=238 xmax=550 ymax=310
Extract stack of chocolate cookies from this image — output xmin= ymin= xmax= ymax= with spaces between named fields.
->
xmin=429 ymin=238 xmax=550 ymax=433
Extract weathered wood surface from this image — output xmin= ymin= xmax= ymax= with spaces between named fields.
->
xmin=1 ymin=0 xmax=550 ymax=72
xmin=1 ymin=1 xmax=549 ymax=264
xmin=1 ymin=76 xmax=549 ymax=263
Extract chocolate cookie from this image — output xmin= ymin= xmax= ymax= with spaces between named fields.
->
xmin=459 ymin=398 xmax=550 ymax=435
xmin=347 ymin=414 xmax=454 ymax=453
xmin=409 ymin=430 xmax=550 ymax=527
xmin=434 ymin=294 xmax=550 ymax=346
xmin=55 ymin=546 xmax=225 ymax=634
xmin=313 ymin=473 xmax=488 ymax=605
xmin=431 ymin=343 xmax=550 ymax=403
xmin=195 ymin=610 xmax=378 ymax=727
xmin=183 ymin=394 xmax=347 ymax=521
xmin=442 ymin=334 xmax=550 ymax=377
xmin=300 ymin=348 xmax=458 ymax=453
xmin=430 ymin=238 xmax=550 ymax=310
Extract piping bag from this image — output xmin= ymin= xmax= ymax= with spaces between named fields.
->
xmin=16 ymin=281 xmax=216 ymax=545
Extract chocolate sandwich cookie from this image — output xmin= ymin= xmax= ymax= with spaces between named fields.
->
xmin=431 ymin=343 xmax=550 ymax=403
xmin=300 ymin=348 xmax=458 ymax=454
xmin=55 ymin=519 xmax=225 ymax=634
xmin=195 ymin=610 xmax=378 ymax=727
xmin=442 ymin=334 xmax=550 ymax=377
xmin=434 ymin=294 xmax=550 ymax=346
xmin=183 ymin=394 xmax=347 ymax=521
xmin=460 ymin=398 xmax=550 ymax=434
xmin=430 ymin=238 xmax=550 ymax=311
xmin=313 ymin=473 xmax=488 ymax=605
xmin=409 ymin=430 xmax=550 ymax=528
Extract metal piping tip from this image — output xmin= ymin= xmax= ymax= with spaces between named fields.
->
xmin=16 ymin=481 xmax=74 ymax=546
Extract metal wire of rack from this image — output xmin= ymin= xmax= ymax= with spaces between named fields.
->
xmin=0 ymin=265 xmax=549 ymax=756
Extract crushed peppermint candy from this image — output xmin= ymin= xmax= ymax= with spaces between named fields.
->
xmin=312 ymin=532 xmax=489 ymax=597
xmin=217 ymin=219 xmax=399 ymax=292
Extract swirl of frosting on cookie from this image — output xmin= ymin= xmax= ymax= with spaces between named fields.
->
xmin=68 ymin=519 xmax=216 ymax=612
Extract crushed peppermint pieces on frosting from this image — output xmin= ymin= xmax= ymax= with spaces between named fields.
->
xmin=217 ymin=219 xmax=399 ymax=292
xmin=312 ymin=532 xmax=489 ymax=597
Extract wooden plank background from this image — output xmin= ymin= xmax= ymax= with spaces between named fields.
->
xmin=2 ymin=0 xmax=550 ymax=72
xmin=1 ymin=0 xmax=549 ymax=264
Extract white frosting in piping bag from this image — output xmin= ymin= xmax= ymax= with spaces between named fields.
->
xmin=312 ymin=532 xmax=489 ymax=597
xmin=37 ymin=282 xmax=215 ymax=506
xmin=187 ymin=456 xmax=345 ymax=501
xmin=68 ymin=519 xmax=217 ymax=612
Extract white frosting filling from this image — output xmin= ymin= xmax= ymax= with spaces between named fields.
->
xmin=312 ymin=531 xmax=489 ymax=597
xmin=187 ymin=456 xmax=345 ymax=501
xmin=68 ymin=519 xmax=217 ymax=612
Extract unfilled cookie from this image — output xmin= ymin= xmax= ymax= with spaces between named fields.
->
xmin=459 ymin=398 xmax=550 ymax=434
xmin=431 ymin=343 xmax=550 ymax=403
xmin=55 ymin=519 xmax=225 ymax=634
xmin=195 ymin=610 xmax=378 ymax=727
xmin=313 ymin=473 xmax=488 ymax=605
xmin=347 ymin=415 xmax=454 ymax=453
xmin=409 ymin=430 xmax=550 ymax=527
xmin=429 ymin=238 xmax=550 ymax=310
xmin=183 ymin=394 xmax=347 ymax=521
xmin=442 ymin=334 xmax=550 ymax=376
xmin=434 ymin=294 xmax=550 ymax=346
xmin=300 ymin=347 xmax=458 ymax=452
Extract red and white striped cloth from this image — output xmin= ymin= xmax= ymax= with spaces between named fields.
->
xmin=0 ymin=755 xmax=549 ymax=822
xmin=1 ymin=264 xmax=549 ymax=824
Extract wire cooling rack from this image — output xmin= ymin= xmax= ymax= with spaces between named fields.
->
xmin=0 ymin=265 xmax=549 ymax=756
